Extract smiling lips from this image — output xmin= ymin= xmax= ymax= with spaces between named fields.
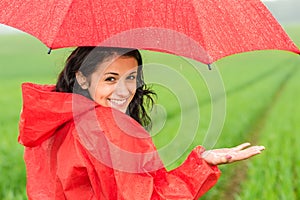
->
xmin=108 ymin=98 xmax=128 ymax=108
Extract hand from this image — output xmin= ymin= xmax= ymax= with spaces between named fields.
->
xmin=201 ymin=143 xmax=265 ymax=165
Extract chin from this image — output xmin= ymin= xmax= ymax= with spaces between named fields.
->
xmin=112 ymin=106 xmax=127 ymax=113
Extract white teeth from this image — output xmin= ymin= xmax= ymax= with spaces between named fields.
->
xmin=109 ymin=99 xmax=126 ymax=106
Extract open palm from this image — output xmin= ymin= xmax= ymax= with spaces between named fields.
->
xmin=201 ymin=143 xmax=265 ymax=165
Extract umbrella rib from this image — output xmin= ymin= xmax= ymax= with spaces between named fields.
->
xmin=88 ymin=0 xmax=100 ymax=45
xmin=51 ymin=0 xmax=75 ymax=48
xmin=190 ymin=0 xmax=212 ymax=63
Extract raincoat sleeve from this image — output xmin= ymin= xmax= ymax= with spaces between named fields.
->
xmin=74 ymin=106 xmax=221 ymax=199
xmin=83 ymin=143 xmax=220 ymax=200
xmin=151 ymin=146 xmax=221 ymax=199
xmin=117 ymin=147 xmax=221 ymax=200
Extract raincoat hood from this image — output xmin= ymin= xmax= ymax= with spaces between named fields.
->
xmin=19 ymin=82 xmax=94 ymax=147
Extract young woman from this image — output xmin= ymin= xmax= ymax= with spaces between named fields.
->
xmin=19 ymin=47 xmax=264 ymax=199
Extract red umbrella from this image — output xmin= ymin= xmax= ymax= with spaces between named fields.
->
xmin=0 ymin=0 xmax=299 ymax=64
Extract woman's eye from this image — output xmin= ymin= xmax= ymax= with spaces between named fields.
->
xmin=105 ymin=77 xmax=116 ymax=82
xmin=127 ymin=75 xmax=136 ymax=80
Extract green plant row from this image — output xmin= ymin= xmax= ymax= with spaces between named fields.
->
xmin=236 ymin=60 xmax=300 ymax=200
xmin=201 ymin=52 xmax=299 ymax=200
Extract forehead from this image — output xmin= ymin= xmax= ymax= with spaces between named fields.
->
xmin=99 ymin=56 xmax=138 ymax=74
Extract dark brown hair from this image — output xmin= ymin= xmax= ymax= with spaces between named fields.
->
xmin=55 ymin=46 xmax=155 ymax=129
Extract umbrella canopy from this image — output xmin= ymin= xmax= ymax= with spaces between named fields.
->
xmin=0 ymin=0 xmax=299 ymax=64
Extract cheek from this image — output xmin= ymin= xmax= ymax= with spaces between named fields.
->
xmin=128 ymin=82 xmax=137 ymax=94
xmin=90 ymin=83 xmax=114 ymax=103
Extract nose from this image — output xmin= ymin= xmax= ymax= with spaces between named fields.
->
xmin=114 ymin=80 xmax=131 ymax=97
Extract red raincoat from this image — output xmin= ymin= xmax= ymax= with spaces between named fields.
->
xmin=18 ymin=83 xmax=220 ymax=200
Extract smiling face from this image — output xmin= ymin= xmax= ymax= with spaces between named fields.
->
xmin=76 ymin=56 xmax=138 ymax=113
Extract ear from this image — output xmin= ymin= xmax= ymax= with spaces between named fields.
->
xmin=75 ymin=71 xmax=89 ymax=89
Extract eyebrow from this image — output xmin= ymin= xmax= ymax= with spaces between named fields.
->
xmin=104 ymin=72 xmax=119 ymax=76
xmin=104 ymin=71 xmax=137 ymax=76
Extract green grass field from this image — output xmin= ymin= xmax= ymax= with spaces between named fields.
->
xmin=0 ymin=25 xmax=299 ymax=199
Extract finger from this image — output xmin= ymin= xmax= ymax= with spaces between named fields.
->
xmin=219 ymin=156 xmax=228 ymax=164
xmin=241 ymin=145 xmax=265 ymax=153
xmin=257 ymin=145 xmax=266 ymax=151
xmin=233 ymin=142 xmax=251 ymax=151
xmin=216 ymin=154 xmax=232 ymax=165
xmin=231 ymin=146 xmax=265 ymax=161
